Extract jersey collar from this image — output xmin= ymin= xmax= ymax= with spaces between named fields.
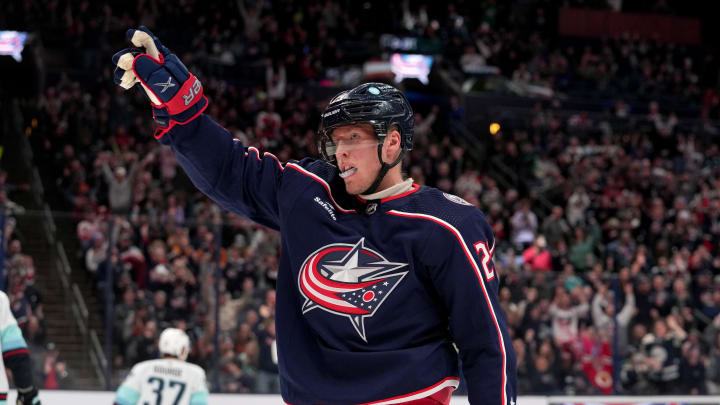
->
xmin=356 ymin=182 xmax=420 ymax=204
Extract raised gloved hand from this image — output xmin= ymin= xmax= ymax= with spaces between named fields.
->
xmin=112 ymin=26 xmax=208 ymax=138
xmin=16 ymin=386 xmax=41 ymax=405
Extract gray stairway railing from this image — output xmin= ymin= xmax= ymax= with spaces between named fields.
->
xmin=40 ymin=199 xmax=107 ymax=388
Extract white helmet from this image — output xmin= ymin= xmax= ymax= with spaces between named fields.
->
xmin=159 ymin=328 xmax=190 ymax=361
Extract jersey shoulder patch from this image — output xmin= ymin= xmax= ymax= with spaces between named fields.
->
xmin=442 ymin=192 xmax=473 ymax=206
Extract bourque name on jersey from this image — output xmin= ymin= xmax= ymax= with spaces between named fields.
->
xmin=153 ymin=365 xmax=182 ymax=377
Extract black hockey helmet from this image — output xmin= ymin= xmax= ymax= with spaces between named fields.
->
xmin=318 ymin=83 xmax=414 ymax=194
xmin=318 ymin=82 xmax=414 ymax=162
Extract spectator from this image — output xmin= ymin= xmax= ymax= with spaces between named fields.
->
xmin=642 ymin=316 xmax=686 ymax=393
xmin=255 ymin=101 xmax=282 ymax=148
xmin=566 ymin=187 xmax=590 ymax=228
xmin=85 ymin=232 xmax=108 ymax=278
xmin=549 ymin=287 xmax=589 ymax=351
xmin=511 ymin=199 xmax=538 ymax=250
xmin=39 ymin=342 xmax=61 ymax=389
xmin=568 ymin=221 xmax=601 ymax=272
xmin=218 ymin=291 xmax=245 ymax=333
xmin=527 ymin=353 xmax=560 ymax=394
xmin=266 ymin=61 xmax=287 ymax=101
xmin=255 ymin=318 xmax=279 ymax=394
xmin=132 ymin=320 xmax=159 ymax=363
xmin=522 ymin=235 xmax=552 ymax=271
xmin=101 ymin=154 xmax=139 ymax=215
xmin=541 ymin=206 xmax=570 ymax=248
xmin=592 ymin=282 xmax=636 ymax=356
xmin=680 ymin=344 xmax=707 ymax=394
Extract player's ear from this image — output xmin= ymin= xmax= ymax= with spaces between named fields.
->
xmin=383 ymin=127 xmax=402 ymax=161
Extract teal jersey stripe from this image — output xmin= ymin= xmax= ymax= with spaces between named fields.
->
xmin=114 ymin=385 xmax=141 ymax=405
xmin=0 ymin=324 xmax=28 ymax=351
xmin=189 ymin=390 xmax=209 ymax=405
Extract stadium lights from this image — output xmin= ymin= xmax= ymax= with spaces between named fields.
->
xmin=0 ymin=31 xmax=28 ymax=62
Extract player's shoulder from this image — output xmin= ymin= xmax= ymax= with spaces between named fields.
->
xmin=402 ymin=187 xmax=495 ymax=252
xmin=406 ymin=186 xmax=488 ymax=225
xmin=0 ymin=290 xmax=9 ymax=304
xmin=125 ymin=359 xmax=151 ymax=379
xmin=131 ymin=358 xmax=177 ymax=369
xmin=182 ymin=361 xmax=207 ymax=377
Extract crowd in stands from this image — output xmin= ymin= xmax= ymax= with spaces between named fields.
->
xmin=4 ymin=0 xmax=720 ymax=396
xmin=483 ymin=96 xmax=720 ymax=394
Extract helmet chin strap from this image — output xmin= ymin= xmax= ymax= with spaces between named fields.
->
xmin=360 ymin=143 xmax=404 ymax=195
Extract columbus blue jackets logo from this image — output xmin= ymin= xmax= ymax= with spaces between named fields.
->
xmin=298 ymin=238 xmax=408 ymax=342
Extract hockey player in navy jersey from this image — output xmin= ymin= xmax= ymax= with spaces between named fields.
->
xmin=112 ymin=26 xmax=517 ymax=405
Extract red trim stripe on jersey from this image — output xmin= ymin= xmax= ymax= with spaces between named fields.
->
xmin=2 ymin=348 xmax=30 ymax=358
xmin=285 ymin=163 xmax=356 ymax=213
xmin=386 ymin=210 xmax=508 ymax=405
xmin=361 ymin=377 xmax=460 ymax=405
xmin=0 ymin=393 xmax=7 ymax=400
xmin=381 ymin=184 xmax=420 ymax=203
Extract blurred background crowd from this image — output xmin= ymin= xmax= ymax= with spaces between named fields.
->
xmin=2 ymin=0 xmax=720 ymax=397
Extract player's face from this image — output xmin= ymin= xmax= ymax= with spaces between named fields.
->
xmin=331 ymin=124 xmax=381 ymax=195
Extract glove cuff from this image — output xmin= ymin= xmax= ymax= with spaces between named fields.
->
xmin=153 ymin=95 xmax=209 ymax=139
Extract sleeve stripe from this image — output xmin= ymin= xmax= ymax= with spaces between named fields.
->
xmin=190 ymin=390 xmax=209 ymax=405
xmin=1 ymin=323 xmax=28 ymax=351
xmin=115 ymin=385 xmax=141 ymax=405
xmin=2 ymin=348 xmax=30 ymax=358
xmin=387 ymin=209 xmax=508 ymax=405
xmin=245 ymin=146 xmax=285 ymax=171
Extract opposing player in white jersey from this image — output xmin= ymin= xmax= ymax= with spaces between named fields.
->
xmin=0 ymin=291 xmax=41 ymax=405
xmin=113 ymin=328 xmax=208 ymax=405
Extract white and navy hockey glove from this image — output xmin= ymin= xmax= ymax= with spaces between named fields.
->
xmin=112 ymin=26 xmax=208 ymax=138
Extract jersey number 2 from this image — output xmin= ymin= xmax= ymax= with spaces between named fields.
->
xmin=473 ymin=241 xmax=495 ymax=281
xmin=145 ymin=377 xmax=187 ymax=405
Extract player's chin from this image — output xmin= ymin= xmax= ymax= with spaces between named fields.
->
xmin=343 ymin=180 xmax=363 ymax=195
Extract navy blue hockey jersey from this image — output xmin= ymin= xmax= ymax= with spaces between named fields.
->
xmin=158 ymin=115 xmax=517 ymax=405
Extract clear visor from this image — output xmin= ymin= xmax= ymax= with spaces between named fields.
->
xmin=320 ymin=123 xmax=383 ymax=160
xmin=322 ymin=138 xmax=382 ymax=158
